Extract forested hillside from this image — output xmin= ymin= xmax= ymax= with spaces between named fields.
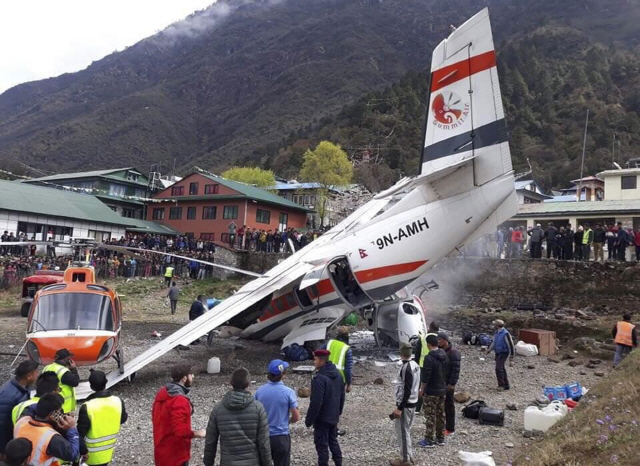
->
xmin=0 ymin=0 xmax=638 ymax=191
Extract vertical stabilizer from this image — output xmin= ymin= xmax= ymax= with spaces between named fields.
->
xmin=420 ymin=8 xmax=512 ymax=185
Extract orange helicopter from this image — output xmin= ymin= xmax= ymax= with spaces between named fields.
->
xmin=25 ymin=265 xmax=125 ymax=373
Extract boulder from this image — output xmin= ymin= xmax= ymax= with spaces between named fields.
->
xmin=506 ymin=403 xmax=518 ymax=411
xmin=297 ymin=387 xmax=311 ymax=398
xmin=547 ymin=357 xmax=561 ymax=364
xmin=373 ymin=377 xmax=384 ymax=385
xmin=454 ymin=391 xmax=471 ymax=403
xmin=568 ymin=360 xmax=581 ymax=367
xmin=594 ymin=371 xmax=605 ymax=377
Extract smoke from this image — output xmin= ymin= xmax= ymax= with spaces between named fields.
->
xmin=153 ymin=0 xmax=287 ymax=44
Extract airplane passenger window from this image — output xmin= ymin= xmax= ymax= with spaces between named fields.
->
xmin=402 ymin=303 xmax=419 ymax=315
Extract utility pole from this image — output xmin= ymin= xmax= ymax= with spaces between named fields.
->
xmin=577 ymin=109 xmax=589 ymax=202
xmin=612 ymin=132 xmax=616 ymax=167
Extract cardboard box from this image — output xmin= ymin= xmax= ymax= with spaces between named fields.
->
xmin=518 ymin=329 xmax=557 ymax=355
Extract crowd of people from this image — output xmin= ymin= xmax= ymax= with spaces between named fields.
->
xmin=226 ymin=222 xmax=324 ymax=252
xmin=473 ymin=222 xmax=640 ymax=262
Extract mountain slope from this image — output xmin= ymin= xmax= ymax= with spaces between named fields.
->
xmin=0 ymin=0 xmax=639 ymax=181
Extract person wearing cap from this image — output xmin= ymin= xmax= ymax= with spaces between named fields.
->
xmin=153 ymin=364 xmax=206 ymax=466
xmin=42 ymin=349 xmax=80 ymax=414
xmin=412 ymin=321 xmax=439 ymax=414
xmin=13 ymin=393 xmax=79 ymax=465
xmin=0 ymin=360 xmax=39 ymax=455
xmin=389 ymin=343 xmax=420 ymax=466
xmin=77 ymin=370 xmax=128 ymax=466
xmin=437 ymin=332 xmax=461 ymax=435
xmin=486 ymin=320 xmax=515 ymax=390
xmin=255 ymin=360 xmax=300 ymax=466
xmin=305 ymin=349 xmax=345 ymax=466
xmin=0 ymin=438 xmax=32 ymax=466
xmin=417 ymin=334 xmax=448 ymax=448
xmin=11 ymin=372 xmax=59 ymax=425
xmin=204 ymin=367 xmax=272 ymax=466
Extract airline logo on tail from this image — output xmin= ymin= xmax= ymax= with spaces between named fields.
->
xmin=431 ymin=91 xmax=469 ymax=128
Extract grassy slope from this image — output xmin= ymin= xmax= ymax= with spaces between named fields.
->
xmin=515 ymin=349 xmax=640 ymax=466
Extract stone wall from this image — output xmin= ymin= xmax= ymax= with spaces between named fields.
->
xmin=423 ymin=257 xmax=640 ymax=313
xmin=211 ymin=244 xmax=285 ymax=279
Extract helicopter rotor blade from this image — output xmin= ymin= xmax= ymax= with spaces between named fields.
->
xmin=99 ymin=245 xmax=262 ymax=278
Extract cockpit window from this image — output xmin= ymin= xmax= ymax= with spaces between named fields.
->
xmin=30 ymin=293 xmax=114 ymax=332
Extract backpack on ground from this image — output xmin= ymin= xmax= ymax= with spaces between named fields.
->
xmin=462 ymin=400 xmax=487 ymax=420
xmin=282 ymin=343 xmax=313 ymax=361
xmin=462 ymin=331 xmax=474 ymax=345
xmin=478 ymin=407 xmax=505 ymax=426
xmin=477 ymin=333 xmax=493 ymax=347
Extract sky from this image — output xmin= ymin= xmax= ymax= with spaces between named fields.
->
xmin=0 ymin=0 xmax=215 ymax=94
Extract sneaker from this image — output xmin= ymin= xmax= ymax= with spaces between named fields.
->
xmin=418 ymin=439 xmax=436 ymax=449
xmin=444 ymin=430 xmax=455 ymax=436
xmin=503 ymin=386 xmax=510 ymax=391
xmin=436 ymin=438 xmax=445 ymax=446
xmin=337 ymin=429 xmax=346 ymax=437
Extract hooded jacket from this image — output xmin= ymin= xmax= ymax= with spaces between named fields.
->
xmin=305 ymin=362 xmax=345 ymax=427
xmin=152 ymin=382 xmax=194 ymax=466
xmin=0 ymin=378 xmax=29 ymax=453
xmin=420 ymin=348 xmax=449 ymax=397
xmin=203 ymin=390 xmax=272 ymax=466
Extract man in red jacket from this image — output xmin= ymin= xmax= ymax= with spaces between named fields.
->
xmin=152 ymin=364 xmax=206 ymax=466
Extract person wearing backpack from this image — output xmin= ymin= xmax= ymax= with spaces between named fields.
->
xmin=486 ymin=320 xmax=514 ymax=390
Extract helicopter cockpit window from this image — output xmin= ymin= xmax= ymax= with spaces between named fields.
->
xmin=30 ymin=293 xmax=114 ymax=332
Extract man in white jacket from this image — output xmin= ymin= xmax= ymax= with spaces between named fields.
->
xmin=389 ymin=343 xmax=420 ymax=466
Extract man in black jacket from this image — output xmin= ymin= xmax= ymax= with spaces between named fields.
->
xmin=305 ymin=349 xmax=345 ymax=466
xmin=437 ymin=333 xmax=461 ymax=435
xmin=418 ymin=335 xmax=449 ymax=448
xmin=0 ymin=360 xmax=39 ymax=455
xmin=545 ymin=222 xmax=558 ymax=259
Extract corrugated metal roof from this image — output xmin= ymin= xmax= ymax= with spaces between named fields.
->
xmin=515 ymin=199 xmax=640 ymax=217
xmin=274 ymin=182 xmax=323 ymax=190
xmin=0 ymin=180 xmax=130 ymax=226
xmin=201 ymin=174 xmax=309 ymax=211
xmin=127 ymin=220 xmax=181 ymax=235
xmin=24 ymin=167 xmax=148 ymax=187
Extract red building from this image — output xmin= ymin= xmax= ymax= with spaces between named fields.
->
xmin=149 ymin=173 xmax=309 ymax=242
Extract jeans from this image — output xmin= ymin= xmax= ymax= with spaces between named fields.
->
xmin=495 ymin=353 xmax=510 ymax=388
xmin=314 ymin=422 xmax=342 ymax=466
xmin=614 ymin=344 xmax=632 ymax=366
xmin=270 ymin=434 xmax=291 ymax=466
xmin=170 ymin=300 xmax=178 ymax=315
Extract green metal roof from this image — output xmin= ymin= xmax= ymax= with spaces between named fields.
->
xmin=154 ymin=195 xmax=247 ymax=202
xmin=515 ymin=200 xmax=640 ymax=217
xmin=126 ymin=220 xmax=181 ymax=236
xmin=23 ymin=167 xmax=149 ymax=188
xmin=200 ymin=174 xmax=310 ymax=212
xmin=95 ymin=194 xmax=145 ymax=206
xmin=1 ymin=180 xmax=131 ymax=226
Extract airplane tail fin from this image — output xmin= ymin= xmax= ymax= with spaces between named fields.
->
xmin=420 ymin=8 xmax=512 ymax=186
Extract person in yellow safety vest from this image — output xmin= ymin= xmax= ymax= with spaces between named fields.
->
xmin=612 ymin=313 xmax=637 ymax=367
xmin=164 ymin=264 xmax=175 ymax=288
xmin=412 ymin=321 xmax=439 ymax=414
xmin=2 ymin=437 xmax=33 ymax=466
xmin=77 ymin=370 xmax=128 ymax=466
xmin=12 ymin=373 xmax=60 ymax=426
xmin=42 ymin=349 xmax=80 ymax=414
xmin=581 ymin=223 xmax=594 ymax=262
xmin=13 ymin=393 xmax=80 ymax=465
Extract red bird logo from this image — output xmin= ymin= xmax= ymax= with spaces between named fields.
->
xmin=359 ymin=249 xmax=368 ymax=259
xmin=432 ymin=91 xmax=463 ymax=124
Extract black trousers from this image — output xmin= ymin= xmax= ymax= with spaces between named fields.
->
xmin=495 ymin=353 xmax=510 ymax=388
xmin=530 ymin=242 xmax=541 ymax=258
xmin=445 ymin=388 xmax=455 ymax=432
xmin=270 ymin=434 xmax=291 ymax=466
xmin=314 ymin=422 xmax=342 ymax=466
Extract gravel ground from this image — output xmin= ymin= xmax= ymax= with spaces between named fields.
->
xmin=0 ymin=299 xmax=607 ymax=466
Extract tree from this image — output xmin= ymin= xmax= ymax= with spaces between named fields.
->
xmin=299 ymin=141 xmax=353 ymax=226
xmin=221 ymin=166 xmax=276 ymax=188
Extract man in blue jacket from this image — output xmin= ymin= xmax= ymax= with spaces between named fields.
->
xmin=0 ymin=360 xmax=39 ymax=455
xmin=486 ymin=319 xmax=515 ymax=390
xmin=305 ymin=349 xmax=345 ymax=466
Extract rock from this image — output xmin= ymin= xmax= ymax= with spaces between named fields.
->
xmin=594 ymin=371 xmax=605 ymax=377
xmin=561 ymin=353 xmax=576 ymax=360
xmin=568 ymin=360 xmax=581 ymax=367
xmin=523 ymin=430 xmax=533 ymax=438
xmin=505 ymin=442 xmax=515 ymax=448
xmin=527 ymin=365 xmax=536 ymax=370
xmin=554 ymin=314 xmax=566 ymax=320
xmin=506 ymin=403 xmax=518 ymax=411
xmin=297 ymin=387 xmax=311 ymax=398
xmin=575 ymin=310 xmax=588 ymax=318
xmin=532 ymin=429 xmax=545 ymax=437
xmin=580 ymin=371 xmax=587 ymax=375
xmin=547 ymin=357 xmax=561 ymax=364
xmin=233 ymin=344 xmax=246 ymax=350
xmin=373 ymin=377 xmax=384 ymax=385
xmin=454 ymin=391 xmax=471 ymax=403
xmin=586 ymin=363 xmax=597 ymax=369
xmin=589 ymin=359 xmax=602 ymax=365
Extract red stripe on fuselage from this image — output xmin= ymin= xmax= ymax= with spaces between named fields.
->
xmin=430 ymin=51 xmax=496 ymax=93
xmin=354 ymin=260 xmax=427 ymax=284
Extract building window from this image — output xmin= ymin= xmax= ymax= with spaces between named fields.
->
xmin=122 ymin=209 xmax=136 ymax=218
xmin=293 ymin=194 xmax=302 ymax=205
xmin=169 ymin=207 xmax=182 ymax=220
xmin=189 ymin=182 xmax=199 ymax=195
xmin=185 ymin=232 xmax=195 ymax=239
xmin=88 ymin=230 xmax=111 ymax=242
xmin=152 ymin=208 xmax=165 ymax=220
xmin=171 ymin=186 xmax=184 ymax=196
xmin=109 ymin=184 xmax=126 ymax=197
xmin=200 ymin=233 xmax=215 ymax=241
xmin=256 ymin=209 xmax=271 ymax=224
xmin=187 ymin=207 xmax=197 ymax=220
xmin=203 ymin=206 xmax=217 ymax=219
xmin=223 ymin=206 xmax=238 ymax=219
xmin=220 ymin=233 xmax=230 ymax=243
xmin=279 ymin=213 xmax=288 ymax=230
xmin=621 ymin=176 xmax=637 ymax=190
xmin=135 ymin=189 xmax=145 ymax=198
xmin=204 ymin=184 xmax=219 ymax=194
